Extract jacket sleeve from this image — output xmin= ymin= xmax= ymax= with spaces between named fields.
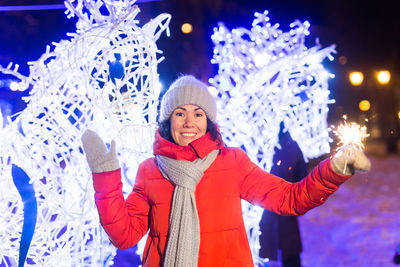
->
xmin=236 ymin=149 xmax=351 ymax=215
xmin=92 ymin=162 xmax=150 ymax=248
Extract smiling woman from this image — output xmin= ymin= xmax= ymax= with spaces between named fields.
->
xmin=157 ymin=75 xmax=222 ymax=146
xmin=158 ymin=112 xmax=222 ymax=147
xmin=170 ymin=104 xmax=207 ymax=146
xmin=81 ymin=74 xmax=371 ymax=267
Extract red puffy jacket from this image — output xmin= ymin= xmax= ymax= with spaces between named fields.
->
xmin=93 ymin=131 xmax=350 ymax=267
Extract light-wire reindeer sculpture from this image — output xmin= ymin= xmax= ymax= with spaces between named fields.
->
xmin=0 ymin=1 xmax=170 ymax=266
xmin=210 ymin=10 xmax=336 ymax=264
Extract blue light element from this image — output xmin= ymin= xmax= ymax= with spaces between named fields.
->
xmin=11 ymin=164 xmax=37 ymax=267
xmin=108 ymin=53 xmax=125 ymax=84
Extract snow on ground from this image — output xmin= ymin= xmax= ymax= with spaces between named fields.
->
xmin=299 ymin=147 xmax=400 ymax=267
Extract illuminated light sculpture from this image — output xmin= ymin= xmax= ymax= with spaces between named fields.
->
xmin=0 ymin=0 xmax=170 ymax=266
xmin=210 ymin=10 xmax=336 ymax=264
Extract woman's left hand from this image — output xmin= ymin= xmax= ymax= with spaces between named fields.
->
xmin=330 ymin=144 xmax=371 ymax=176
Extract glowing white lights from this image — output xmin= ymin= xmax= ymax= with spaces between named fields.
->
xmin=333 ymin=116 xmax=369 ymax=151
xmin=207 ymin=85 xmax=219 ymax=97
xmin=9 ymin=81 xmax=22 ymax=91
xmin=0 ymin=0 xmax=170 ymax=265
xmin=211 ymin=9 xmax=334 ymax=167
xmin=210 ymin=10 xmax=335 ymax=264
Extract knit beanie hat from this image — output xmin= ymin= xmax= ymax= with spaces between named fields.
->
xmin=159 ymin=75 xmax=217 ymax=123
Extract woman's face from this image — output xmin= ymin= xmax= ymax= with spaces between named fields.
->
xmin=170 ymin=104 xmax=207 ymax=146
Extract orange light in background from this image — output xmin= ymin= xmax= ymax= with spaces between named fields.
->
xmin=398 ymin=111 xmax=400 ymax=120
xmin=376 ymin=70 xmax=391 ymax=85
xmin=359 ymin=100 xmax=371 ymax=111
xmin=339 ymin=56 xmax=347 ymax=65
xmin=349 ymin=71 xmax=364 ymax=86
xmin=181 ymin=23 xmax=193 ymax=34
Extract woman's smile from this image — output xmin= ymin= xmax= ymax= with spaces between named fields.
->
xmin=170 ymin=104 xmax=207 ymax=146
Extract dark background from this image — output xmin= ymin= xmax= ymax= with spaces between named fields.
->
xmin=1 ymin=0 xmax=399 ymax=151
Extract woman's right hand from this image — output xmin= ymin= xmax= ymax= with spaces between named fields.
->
xmin=81 ymin=130 xmax=119 ymax=173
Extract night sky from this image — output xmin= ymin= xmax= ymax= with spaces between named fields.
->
xmin=0 ymin=0 xmax=399 ymax=136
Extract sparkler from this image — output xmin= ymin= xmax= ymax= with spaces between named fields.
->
xmin=332 ymin=115 xmax=370 ymax=173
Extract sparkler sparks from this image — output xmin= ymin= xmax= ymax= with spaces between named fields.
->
xmin=331 ymin=116 xmax=370 ymax=174
xmin=333 ymin=115 xmax=370 ymax=151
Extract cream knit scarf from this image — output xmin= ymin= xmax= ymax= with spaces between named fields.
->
xmin=155 ymin=149 xmax=219 ymax=267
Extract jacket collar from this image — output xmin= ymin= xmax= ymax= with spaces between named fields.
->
xmin=153 ymin=130 xmax=224 ymax=161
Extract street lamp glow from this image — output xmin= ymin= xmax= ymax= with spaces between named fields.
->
xmin=376 ymin=70 xmax=391 ymax=85
xmin=359 ymin=100 xmax=370 ymax=111
xmin=398 ymin=111 xmax=400 ymax=120
xmin=349 ymin=71 xmax=364 ymax=86
xmin=181 ymin=23 xmax=193 ymax=34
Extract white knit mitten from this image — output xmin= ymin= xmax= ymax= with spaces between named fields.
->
xmin=81 ymin=129 xmax=119 ymax=173
xmin=331 ymin=144 xmax=371 ymax=176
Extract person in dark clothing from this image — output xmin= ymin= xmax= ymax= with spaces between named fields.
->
xmin=259 ymin=122 xmax=307 ymax=267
